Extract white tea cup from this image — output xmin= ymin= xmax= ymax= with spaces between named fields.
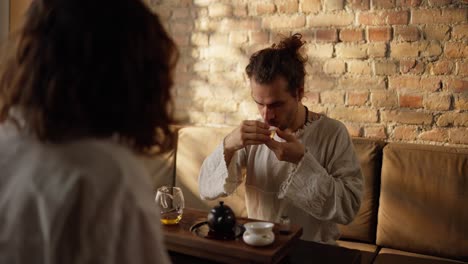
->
xmin=242 ymin=222 xmax=275 ymax=246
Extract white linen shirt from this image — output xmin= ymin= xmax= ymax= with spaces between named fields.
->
xmin=0 ymin=122 xmax=171 ymax=264
xmin=199 ymin=115 xmax=363 ymax=244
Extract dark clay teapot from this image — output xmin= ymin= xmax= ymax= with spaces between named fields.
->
xmin=207 ymin=201 xmax=236 ymax=234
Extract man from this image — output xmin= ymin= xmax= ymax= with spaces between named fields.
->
xmin=198 ymin=34 xmax=363 ymax=244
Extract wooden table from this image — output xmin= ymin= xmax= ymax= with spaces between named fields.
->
xmin=162 ymin=208 xmax=361 ymax=264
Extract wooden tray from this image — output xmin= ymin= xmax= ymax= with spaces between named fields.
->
xmin=162 ymin=208 xmax=303 ymax=264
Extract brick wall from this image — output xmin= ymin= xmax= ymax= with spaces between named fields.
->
xmin=148 ymin=0 xmax=468 ymax=146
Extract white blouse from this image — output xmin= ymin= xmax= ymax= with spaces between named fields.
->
xmin=199 ymin=115 xmax=363 ymax=244
xmin=0 ymin=122 xmax=171 ymax=264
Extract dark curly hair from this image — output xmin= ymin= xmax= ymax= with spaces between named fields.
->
xmin=0 ymin=0 xmax=178 ymax=155
xmin=245 ymin=33 xmax=307 ymax=98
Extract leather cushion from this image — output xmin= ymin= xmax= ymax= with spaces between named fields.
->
xmin=339 ymin=138 xmax=384 ymax=243
xmin=174 ymin=126 xmax=248 ymax=217
xmin=373 ymin=248 xmax=465 ymax=264
xmin=377 ymin=143 xmax=468 ymax=261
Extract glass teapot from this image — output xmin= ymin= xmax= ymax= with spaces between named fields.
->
xmin=207 ymin=201 xmax=236 ymax=234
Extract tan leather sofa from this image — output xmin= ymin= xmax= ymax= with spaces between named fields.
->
xmin=145 ymin=126 xmax=468 ymax=264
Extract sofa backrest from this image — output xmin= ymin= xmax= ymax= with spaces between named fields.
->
xmin=174 ymin=126 xmax=248 ymax=217
xmin=377 ymin=143 xmax=468 ymax=261
xmin=338 ymin=138 xmax=385 ymax=244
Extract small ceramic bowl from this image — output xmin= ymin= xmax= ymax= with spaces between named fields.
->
xmin=242 ymin=222 xmax=275 ymax=246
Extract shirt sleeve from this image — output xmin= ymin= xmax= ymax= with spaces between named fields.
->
xmin=198 ymin=138 xmax=246 ymax=200
xmin=278 ymin=125 xmax=363 ymax=225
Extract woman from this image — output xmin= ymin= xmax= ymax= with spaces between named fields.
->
xmin=0 ymin=0 xmax=178 ymax=263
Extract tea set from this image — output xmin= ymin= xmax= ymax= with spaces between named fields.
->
xmin=205 ymin=201 xmax=275 ymax=246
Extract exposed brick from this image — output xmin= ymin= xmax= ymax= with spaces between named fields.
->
xmin=452 ymin=25 xmax=468 ymax=41
xmin=172 ymin=33 xmax=190 ymax=47
xmin=252 ymin=2 xmax=276 ymax=15
xmin=381 ymin=110 xmax=433 ymax=125
xmin=396 ymin=0 xmax=422 ymax=7
xmin=219 ymin=19 xmax=261 ymax=32
xmin=393 ymin=126 xmax=419 ymax=140
xmin=348 ymin=0 xmax=370 ymax=10
xmin=339 ymin=76 xmax=386 ymax=90
xmin=308 ymin=75 xmax=336 ymax=90
xmin=449 ymin=128 xmax=468 ymax=144
xmin=400 ymin=59 xmax=425 ymax=74
xmin=339 ymin=29 xmax=365 ymax=42
xmin=308 ymin=61 xmax=325 ymax=74
xmin=423 ymin=25 xmax=450 ymax=41
xmin=429 ymin=60 xmax=454 ymax=75
xmin=324 ymin=59 xmax=346 ymax=75
xmin=201 ymin=45 xmax=240 ymax=59
xmin=307 ymin=44 xmax=334 ymax=58
xmin=344 ymin=123 xmax=363 ymax=137
xmin=420 ymin=77 xmax=443 ymax=92
xmin=325 ymin=0 xmax=344 ymax=10
xmin=420 ymin=41 xmax=442 ymax=57
xmin=387 ymin=11 xmax=410 ymax=24
xmin=423 ymin=93 xmax=452 ymax=111
xmin=412 ymin=9 xmax=467 ymax=24
xmin=208 ymin=3 xmax=232 ymax=17
xmin=445 ymin=42 xmax=468 ymax=58
xmin=171 ymin=21 xmax=193 ymax=34
xmin=304 ymin=91 xmax=320 ymax=104
xmin=203 ymin=98 xmax=237 ymax=112
xmin=316 ymin=29 xmax=338 ymax=42
xmin=209 ymin=33 xmax=228 ymax=45
xmin=172 ymin=8 xmax=190 ymax=19
xmin=358 ymin=12 xmax=384 ymax=25
xmin=193 ymin=0 xmax=217 ymax=6
xmin=445 ymin=79 xmax=468 ymax=93
xmin=277 ymin=0 xmax=299 ymax=13
xmin=229 ymin=32 xmax=248 ymax=44
xmin=249 ymin=31 xmax=269 ymax=45
xmin=262 ymin=15 xmax=306 ymax=29
xmin=329 ymin=107 xmax=379 ymax=122
xmin=399 ymin=93 xmax=423 ymax=108
xmin=359 ymin=11 xmax=409 ymax=25
xmin=233 ymin=3 xmax=248 ymax=16
xmin=308 ymin=12 xmax=354 ymax=27
xmin=368 ymin=43 xmax=387 ymax=58
xmin=389 ymin=76 xmax=442 ymax=92
xmin=374 ymin=60 xmax=398 ymax=75
xmin=437 ymin=112 xmax=468 ymax=127
xmin=368 ymin=27 xmax=393 ymax=42
xmin=335 ymin=43 xmax=367 ymax=59
xmin=390 ymin=42 xmax=419 ymax=58
xmin=394 ymin=26 xmax=420 ymax=42
xmin=457 ymin=61 xmax=468 ymax=76
xmin=193 ymin=62 xmax=208 ymax=73
xmin=347 ymin=91 xmax=369 ymax=106
xmin=321 ymin=90 xmax=345 ymax=105
xmin=371 ymin=91 xmax=398 ymax=107
xmin=364 ymin=126 xmax=387 ymax=139
xmin=300 ymin=0 xmax=321 ymax=13
xmin=372 ymin=0 xmax=396 ymax=9
xmin=389 ymin=76 xmax=419 ymax=91
xmin=347 ymin=60 xmax=372 ymax=75
xmin=454 ymin=94 xmax=468 ymax=110
xmin=191 ymin=33 xmax=209 ymax=46
xmin=427 ymin=0 xmax=452 ymax=7
xmin=419 ymin=129 xmax=448 ymax=142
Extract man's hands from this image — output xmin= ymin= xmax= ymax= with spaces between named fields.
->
xmin=224 ymin=120 xmax=305 ymax=165
xmin=265 ymin=129 xmax=305 ymax=164
xmin=224 ymin=120 xmax=271 ymax=153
